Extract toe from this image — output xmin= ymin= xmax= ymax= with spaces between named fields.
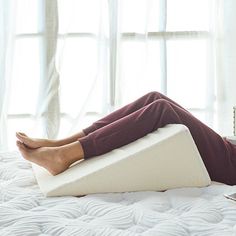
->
xmin=19 ymin=132 xmax=27 ymax=137
xmin=16 ymin=132 xmax=23 ymax=140
xmin=16 ymin=140 xmax=23 ymax=147
xmin=16 ymin=140 xmax=28 ymax=150
xmin=17 ymin=143 xmax=31 ymax=161
xmin=16 ymin=132 xmax=27 ymax=139
xmin=16 ymin=134 xmax=28 ymax=144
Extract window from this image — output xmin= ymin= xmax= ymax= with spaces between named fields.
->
xmin=8 ymin=0 xmax=214 ymax=148
xmin=118 ymin=0 xmax=212 ymax=113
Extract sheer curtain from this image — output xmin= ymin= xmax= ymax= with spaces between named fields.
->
xmin=114 ymin=0 xmax=236 ymax=136
xmin=115 ymin=0 xmax=212 ymax=106
xmin=0 ymin=0 xmax=236 ymax=151
xmin=0 ymin=0 xmax=16 ymax=150
xmin=55 ymin=0 xmax=110 ymax=136
xmin=213 ymin=0 xmax=236 ymax=135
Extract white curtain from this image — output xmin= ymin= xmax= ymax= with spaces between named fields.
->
xmin=1 ymin=0 xmax=236 ymax=151
xmin=55 ymin=0 xmax=110 ymax=136
xmin=113 ymin=0 xmax=236 ymax=135
xmin=36 ymin=0 xmax=60 ymax=139
xmin=0 ymin=0 xmax=16 ymax=150
xmin=114 ymin=0 xmax=236 ymax=137
xmin=214 ymin=0 xmax=236 ymax=135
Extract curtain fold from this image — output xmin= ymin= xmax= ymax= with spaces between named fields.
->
xmin=115 ymin=0 xmax=161 ymax=107
xmin=0 ymin=0 xmax=16 ymax=150
xmin=36 ymin=0 xmax=60 ymax=139
xmin=213 ymin=0 xmax=236 ymax=135
xmin=54 ymin=0 xmax=110 ymax=136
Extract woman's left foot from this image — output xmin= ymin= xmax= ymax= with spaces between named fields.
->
xmin=16 ymin=132 xmax=56 ymax=149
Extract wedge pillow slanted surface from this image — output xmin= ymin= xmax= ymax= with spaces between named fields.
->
xmin=32 ymin=124 xmax=211 ymax=197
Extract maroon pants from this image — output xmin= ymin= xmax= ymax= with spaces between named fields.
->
xmin=79 ymin=91 xmax=236 ymax=185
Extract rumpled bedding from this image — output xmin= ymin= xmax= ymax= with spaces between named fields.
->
xmin=1 ymin=151 xmax=236 ymax=236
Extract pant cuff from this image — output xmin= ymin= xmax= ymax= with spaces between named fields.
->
xmin=79 ymin=135 xmax=96 ymax=159
xmin=82 ymin=124 xmax=97 ymax=136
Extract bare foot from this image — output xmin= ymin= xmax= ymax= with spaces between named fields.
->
xmin=16 ymin=132 xmax=56 ymax=149
xmin=16 ymin=141 xmax=70 ymax=175
xmin=16 ymin=140 xmax=84 ymax=175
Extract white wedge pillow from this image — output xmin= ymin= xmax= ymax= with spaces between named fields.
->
xmin=32 ymin=124 xmax=211 ymax=197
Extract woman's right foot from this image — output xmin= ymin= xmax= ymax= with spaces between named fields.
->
xmin=16 ymin=140 xmax=85 ymax=175
xmin=16 ymin=141 xmax=70 ymax=175
xmin=16 ymin=132 xmax=56 ymax=149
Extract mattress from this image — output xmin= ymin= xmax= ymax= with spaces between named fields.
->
xmin=1 ymin=151 xmax=236 ymax=236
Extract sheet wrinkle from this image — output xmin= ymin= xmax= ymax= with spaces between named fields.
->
xmin=1 ymin=151 xmax=236 ymax=236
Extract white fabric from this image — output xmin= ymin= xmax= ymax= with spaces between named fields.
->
xmin=1 ymin=1 xmax=236 ymax=149
xmin=36 ymin=0 xmax=60 ymax=139
xmin=32 ymin=124 xmax=211 ymax=197
xmin=114 ymin=0 xmax=236 ymax=137
xmin=214 ymin=0 xmax=236 ymax=135
xmin=1 ymin=151 xmax=236 ymax=235
xmin=0 ymin=0 xmax=16 ymax=150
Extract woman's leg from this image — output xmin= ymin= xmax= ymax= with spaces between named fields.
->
xmin=82 ymin=91 xmax=189 ymax=135
xmin=16 ymin=91 xmax=184 ymax=148
xmin=17 ymin=98 xmax=236 ymax=184
xmin=79 ymin=99 xmax=236 ymax=185
xmin=19 ymin=99 xmax=180 ymax=175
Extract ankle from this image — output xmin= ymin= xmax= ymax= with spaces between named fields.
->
xmin=56 ymin=147 xmax=71 ymax=167
xmin=51 ymin=139 xmax=68 ymax=147
xmin=58 ymin=142 xmax=84 ymax=167
xmin=49 ymin=139 xmax=62 ymax=147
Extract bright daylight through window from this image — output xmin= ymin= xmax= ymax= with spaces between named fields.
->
xmin=7 ymin=0 xmax=212 ymax=149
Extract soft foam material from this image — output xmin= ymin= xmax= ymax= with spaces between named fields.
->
xmin=32 ymin=124 xmax=211 ymax=197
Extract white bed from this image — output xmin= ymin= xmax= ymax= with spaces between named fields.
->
xmin=1 ymin=151 xmax=236 ymax=236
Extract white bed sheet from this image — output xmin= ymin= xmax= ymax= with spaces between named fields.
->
xmin=1 ymin=151 xmax=236 ymax=236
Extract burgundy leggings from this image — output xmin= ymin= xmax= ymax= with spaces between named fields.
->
xmin=79 ymin=91 xmax=236 ymax=185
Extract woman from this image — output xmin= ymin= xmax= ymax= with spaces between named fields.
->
xmin=16 ymin=91 xmax=236 ymax=185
